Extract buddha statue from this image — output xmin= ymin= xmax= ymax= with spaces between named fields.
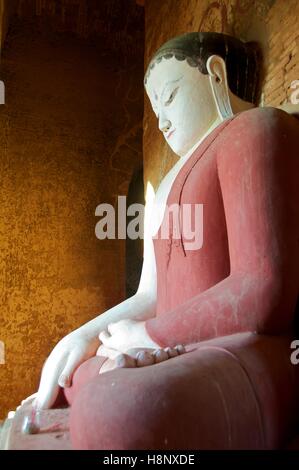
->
xmin=22 ymin=32 xmax=299 ymax=449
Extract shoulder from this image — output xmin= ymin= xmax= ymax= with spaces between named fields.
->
xmin=217 ymin=106 xmax=299 ymax=153
xmin=224 ymin=106 xmax=299 ymax=137
xmin=216 ymin=106 xmax=299 ymax=170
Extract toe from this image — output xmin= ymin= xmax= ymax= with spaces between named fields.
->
xmin=136 ymin=351 xmax=155 ymax=367
xmin=165 ymin=347 xmax=178 ymax=358
xmin=175 ymin=344 xmax=186 ymax=355
xmin=153 ymin=349 xmax=169 ymax=363
xmin=115 ymin=354 xmax=136 ymax=368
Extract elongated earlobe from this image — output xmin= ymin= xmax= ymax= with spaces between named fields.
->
xmin=206 ymin=55 xmax=233 ymax=121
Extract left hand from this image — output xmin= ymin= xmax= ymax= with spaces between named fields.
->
xmin=97 ymin=319 xmax=159 ymax=356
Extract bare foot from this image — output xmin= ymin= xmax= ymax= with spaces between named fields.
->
xmin=99 ymin=345 xmax=186 ymax=374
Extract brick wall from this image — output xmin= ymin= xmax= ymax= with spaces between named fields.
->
xmin=263 ymin=0 xmax=299 ymax=106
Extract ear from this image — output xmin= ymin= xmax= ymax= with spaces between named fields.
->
xmin=206 ymin=55 xmax=233 ymax=121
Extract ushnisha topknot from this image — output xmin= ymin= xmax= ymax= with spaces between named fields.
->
xmin=145 ymin=32 xmax=261 ymax=105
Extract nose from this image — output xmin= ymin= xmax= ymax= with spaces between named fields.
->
xmin=159 ymin=115 xmax=172 ymax=133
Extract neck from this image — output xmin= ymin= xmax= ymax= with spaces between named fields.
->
xmin=229 ymin=92 xmax=255 ymax=114
xmin=182 ymin=116 xmax=222 ymax=160
xmin=181 ymin=96 xmax=255 ymax=161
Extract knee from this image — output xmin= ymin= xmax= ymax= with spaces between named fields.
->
xmin=69 ymin=344 xmax=270 ymax=450
xmin=64 ymin=356 xmax=106 ymax=406
xmin=69 ymin=365 xmax=184 ymax=450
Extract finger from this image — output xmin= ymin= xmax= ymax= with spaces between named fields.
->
xmin=115 ymin=353 xmax=136 ymax=368
xmin=34 ymin=351 xmax=68 ymax=409
xmin=99 ymin=331 xmax=111 ymax=345
xmin=35 ymin=367 xmax=61 ymax=410
xmin=153 ymin=348 xmax=169 ymax=363
xmin=96 ymin=345 xmax=120 ymax=359
xmin=107 ymin=323 xmax=119 ymax=335
xmin=58 ymin=350 xmax=85 ymax=388
xmin=175 ymin=344 xmax=186 ymax=355
xmin=136 ymin=351 xmax=155 ymax=367
xmin=21 ymin=393 xmax=38 ymax=406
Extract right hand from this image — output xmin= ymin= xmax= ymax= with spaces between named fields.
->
xmin=33 ymin=329 xmax=100 ymax=410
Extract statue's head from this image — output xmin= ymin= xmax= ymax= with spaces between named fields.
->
xmin=144 ymin=32 xmax=261 ymax=157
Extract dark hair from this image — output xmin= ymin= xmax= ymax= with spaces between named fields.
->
xmin=144 ymin=32 xmax=262 ymax=105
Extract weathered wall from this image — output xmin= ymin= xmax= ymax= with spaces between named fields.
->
xmin=15 ymin=0 xmax=144 ymax=61
xmin=0 ymin=0 xmax=18 ymax=49
xmin=0 ymin=2 xmax=144 ymax=418
xmin=144 ymin=0 xmax=299 ymax=190
xmin=263 ymin=0 xmax=299 ymax=106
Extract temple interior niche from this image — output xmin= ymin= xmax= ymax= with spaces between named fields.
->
xmin=0 ymin=0 xmax=299 ymax=432
xmin=0 ymin=0 xmax=144 ymax=419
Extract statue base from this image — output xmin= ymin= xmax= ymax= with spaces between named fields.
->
xmin=0 ymin=404 xmax=71 ymax=450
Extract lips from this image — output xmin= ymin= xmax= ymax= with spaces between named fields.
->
xmin=166 ymin=129 xmax=176 ymax=139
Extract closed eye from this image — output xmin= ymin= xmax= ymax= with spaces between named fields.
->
xmin=165 ymin=87 xmax=179 ymax=106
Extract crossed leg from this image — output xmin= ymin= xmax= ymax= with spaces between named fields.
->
xmin=68 ymin=333 xmax=299 ymax=450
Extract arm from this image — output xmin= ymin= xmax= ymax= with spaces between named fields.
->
xmin=80 ymin=189 xmax=158 ymax=336
xmin=145 ymin=108 xmax=299 ymax=347
xmin=34 ymin=198 xmax=158 ymax=409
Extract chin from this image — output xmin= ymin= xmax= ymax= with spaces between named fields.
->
xmin=167 ymin=139 xmax=187 ymax=157
xmin=170 ymin=132 xmax=200 ymax=157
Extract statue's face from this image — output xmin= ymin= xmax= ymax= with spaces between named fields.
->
xmin=145 ymin=57 xmax=218 ymax=157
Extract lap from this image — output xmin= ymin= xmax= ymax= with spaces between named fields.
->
xmin=69 ymin=333 xmax=299 ymax=449
xmin=64 ymin=355 xmax=107 ymax=405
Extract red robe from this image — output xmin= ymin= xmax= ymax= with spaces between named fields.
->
xmin=146 ymin=107 xmax=299 ymax=346
xmin=67 ymin=108 xmax=299 ymax=450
